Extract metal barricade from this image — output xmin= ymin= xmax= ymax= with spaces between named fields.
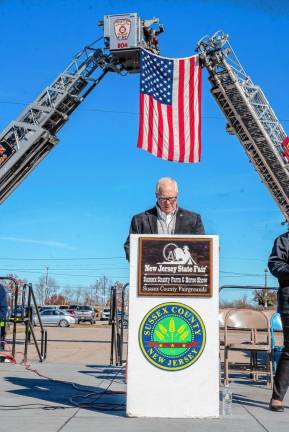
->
xmin=109 ymin=283 xmax=128 ymax=366
xmin=1 ymin=277 xmax=47 ymax=362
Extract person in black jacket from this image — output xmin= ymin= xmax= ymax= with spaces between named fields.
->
xmin=0 ymin=283 xmax=8 ymax=350
xmin=268 ymin=231 xmax=289 ymax=412
xmin=124 ymin=177 xmax=205 ymax=260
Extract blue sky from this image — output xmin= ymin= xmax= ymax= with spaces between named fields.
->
xmin=0 ymin=0 xmax=288 ymax=301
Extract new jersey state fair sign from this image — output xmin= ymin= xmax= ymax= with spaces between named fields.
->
xmin=138 ymin=237 xmax=212 ymax=297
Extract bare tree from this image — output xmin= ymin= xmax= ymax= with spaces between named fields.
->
xmin=220 ymin=295 xmax=254 ymax=309
xmin=74 ymin=286 xmax=83 ymax=304
xmin=61 ymin=285 xmax=74 ymax=304
xmin=35 ymin=275 xmax=59 ymax=305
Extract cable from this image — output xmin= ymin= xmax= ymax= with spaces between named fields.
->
xmin=0 ymin=403 xmax=73 ymax=411
xmin=0 ymin=354 xmax=126 ymax=412
xmin=5 ymin=99 xmax=285 ymax=123
xmin=69 ymin=366 xmax=126 ymax=410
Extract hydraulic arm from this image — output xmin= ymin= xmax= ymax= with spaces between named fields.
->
xmin=0 ymin=46 xmax=112 ymax=203
xmin=197 ymin=31 xmax=289 ymax=222
xmin=0 ymin=13 xmax=163 ymax=203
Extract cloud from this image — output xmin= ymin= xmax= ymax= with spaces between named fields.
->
xmin=0 ymin=236 xmax=76 ymax=250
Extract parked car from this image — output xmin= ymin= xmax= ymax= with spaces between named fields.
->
xmin=62 ymin=305 xmax=79 ymax=322
xmin=11 ymin=305 xmax=35 ymax=321
xmin=75 ymin=305 xmax=96 ymax=324
xmin=62 ymin=305 xmax=96 ymax=324
xmin=100 ymin=308 xmax=111 ymax=321
xmin=34 ymin=308 xmax=75 ymax=327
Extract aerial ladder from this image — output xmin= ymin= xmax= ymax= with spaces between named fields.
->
xmin=0 ymin=13 xmax=163 ymax=203
xmin=0 ymin=17 xmax=288 ymax=225
xmin=197 ymin=31 xmax=289 ymax=223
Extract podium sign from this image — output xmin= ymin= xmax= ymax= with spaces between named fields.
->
xmin=138 ymin=237 xmax=212 ymax=297
xmin=127 ymin=234 xmax=219 ymax=418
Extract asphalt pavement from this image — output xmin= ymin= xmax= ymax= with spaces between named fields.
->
xmin=1 ymin=325 xmax=288 ymax=431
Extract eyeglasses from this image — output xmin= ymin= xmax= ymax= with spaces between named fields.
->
xmin=157 ymin=196 xmax=177 ymax=203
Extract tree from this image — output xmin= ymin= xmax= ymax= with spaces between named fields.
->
xmin=93 ymin=276 xmax=113 ymax=306
xmin=6 ymin=273 xmax=27 ymax=292
xmin=220 ymin=295 xmax=254 ymax=309
xmin=61 ymin=285 xmax=74 ymax=304
xmin=253 ymin=289 xmax=277 ymax=308
xmin=46 ymin=294 xmax=66 ymax=305
xmin=34 ymin=275 xmax=59 ymax=305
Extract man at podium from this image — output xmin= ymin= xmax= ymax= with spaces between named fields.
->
xmin=124 ymin=177 xmax=205 ymax=260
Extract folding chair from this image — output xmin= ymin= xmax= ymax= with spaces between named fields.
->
xmin=219 ymin=308 xmax=232 ymax=382
xmin=224 ymin=308 xmax=273 ymax=387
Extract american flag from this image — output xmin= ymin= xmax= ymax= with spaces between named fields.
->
xmin=137 ymin=49 xmax=202 ymax=163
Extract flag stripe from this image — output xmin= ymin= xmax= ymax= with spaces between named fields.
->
xmin=157 ymin=101 xmax=164 ymax=158
xmin=167 ymin=104 xmax=174 ymax=161
xmin=183 ymin=58 xmax=191 ymax=162
xmin=147 ymin=96 xmax=154 ymax=153
xmin=197 ymin=59 xmax=202 ymax=161
xmin=142 ymin=94 xmax=149 ymax=151
xmin=194 ymin=56 xmax=200 ymax=162
xmin=137 ymin=93 xmax=144 ymax=149
xmin=172 ymin=61 xmax=179 ymax=161
xmin=178 ymin=59 xmax=185 ymax=162
xmin=189 ymin=57 xmax=195 ymax=162
xmin=161 ymin=103 xmax=169 ymax=159
xmin=152 ymin=98 xmax=158 ymax=157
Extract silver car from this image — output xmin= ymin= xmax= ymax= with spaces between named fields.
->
xmin=35 ymin=309 xmax=75 ymax=327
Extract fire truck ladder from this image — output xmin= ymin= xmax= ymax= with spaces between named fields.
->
xmin=0 ymin=13 xmax=163 ymax=204
xmin=0 ymin=42 xmax=114 ymax=203
xmin=197 ymin=31 xmax=289 ymax=222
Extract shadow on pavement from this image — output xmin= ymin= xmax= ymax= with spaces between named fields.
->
xmin=233 ymin=393 xmax=270 ymax=409
xmin=80 ymin=364 xmax=126 ymax=383
xmin=4 ymin=366 xmax=126 ymax=416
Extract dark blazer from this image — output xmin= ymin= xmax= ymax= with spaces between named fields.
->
xmin=268 ymin=231 xmax=289 ymax=314
xmin=0 ymin=284 xmax=8 ymax=322
xmin=124 ymin=206 xmax=205 ymax=260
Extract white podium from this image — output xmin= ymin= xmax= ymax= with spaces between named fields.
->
xmin=126 ymin=234 xmax=219 ymax=418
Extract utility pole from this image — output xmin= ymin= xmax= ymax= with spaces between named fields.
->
xmin=103 ymin=276 xmax=106 ymax=306
xmin=45 ymin=266 xmax=49 ymax=304
xmin=264 ymin=267 xmax=268 ymax=308
xmin=95 ymin=281 xmax=98 ymax=305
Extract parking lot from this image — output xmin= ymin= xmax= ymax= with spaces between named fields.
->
xmin=6 ymin=321 xmax=127 ymax=365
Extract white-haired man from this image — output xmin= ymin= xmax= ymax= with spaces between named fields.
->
xmin=124 ymin=177 xmax=204 ymax=260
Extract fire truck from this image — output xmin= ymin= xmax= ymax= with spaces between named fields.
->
xmin=0 ymin=14 xmax=288 ymax=223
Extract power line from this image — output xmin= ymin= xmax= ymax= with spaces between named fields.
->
xmin=5 ymin=99 xmax=289 ymax=122
xmin=0 ymin=267 xmax=273 ymax=278
xmin=0 ymin=269 xmax=128 ymax=278
xmin=0 ymin=256 xmax=125 ymax=261
xmin=0 ymin=255 xmax=271 ymax=263
xmin=220 ymin=270 xmax=274 ymax=277
xmin=0 ymin=267 xmax=128 ymax=271
xmin=221 ymin=257 xmax=266 ymax=262
xmin=221 ymin=275 xmax=275 ymax=278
